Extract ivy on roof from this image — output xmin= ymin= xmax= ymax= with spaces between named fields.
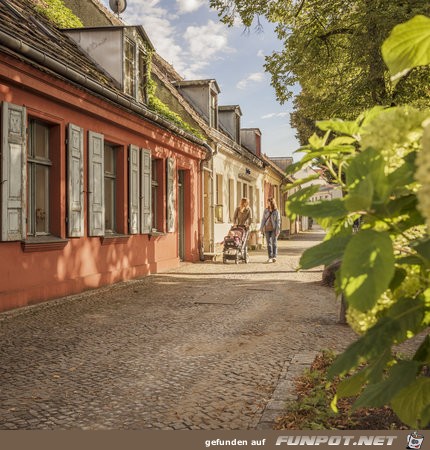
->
xmin=33 ymin=0 xmax=83 ymax=28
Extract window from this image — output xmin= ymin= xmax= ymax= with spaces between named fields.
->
xmin=124 ymin=38 xmax=136 ymax=97
xmin=104 ymin=143 xmax=117 ymax=233
xmin=215 ymin=173 xmax=223 ymax=222
xmin=236 ymin=181 xmax=242 ymax=207
xmin=249 ymin=186 xmax=254 ymax=223
xmin=210 ymin=91 xmax=218 ymax=128
xmin=242 ymin=183 xmax=248 ymax=200
xmin=151 ymin=159 xmax=159 ymax=231
xmin=27 ymin=119 xmax=51 ymax=236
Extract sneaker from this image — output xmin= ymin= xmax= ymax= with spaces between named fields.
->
xmin=272 ymin=258 xmax=277 ymax=262
xmin=267 ymin=258 xmax=273 ymax=263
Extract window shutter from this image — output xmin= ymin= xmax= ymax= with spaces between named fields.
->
xmin=128 ymin=144 xmax=140 ymax=234
xmin=67 ymin=124 xmax=84 ymax=237
xmin=140 ymin=148 xmax=151 ymax=234
xmin=166 ymin=157 xmax=176 ymax=233
xmin=88 ymin=131 xmax=104 ymax=236
xmin=1 ymin=102 xmax=26 ymax=241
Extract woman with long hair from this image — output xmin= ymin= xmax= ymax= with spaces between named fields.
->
xmin=233 ymin=197 xmax=252 ymax=228
xmin=260 ymin=197 xmax=281 ymax=263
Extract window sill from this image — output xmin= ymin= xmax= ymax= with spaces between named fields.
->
xmin=101 ymin=234 xmax=130 ymax=245
xmin=148 ymin=231 xmax=166 ymax=240
xmin=21 ymin=236 xmax=69 ymax=253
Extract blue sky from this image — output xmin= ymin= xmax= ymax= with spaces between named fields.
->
xmin=100 ymin=0 xmax=301 ymax=158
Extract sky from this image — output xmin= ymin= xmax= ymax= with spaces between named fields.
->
xmin=100 ymin=0 xmax=301 ymax=159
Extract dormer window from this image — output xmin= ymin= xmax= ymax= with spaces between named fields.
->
xmin=210 ymin=91 xmax=218 ymax=129
xmin=63 ymin=26 xmax=153 ymax=105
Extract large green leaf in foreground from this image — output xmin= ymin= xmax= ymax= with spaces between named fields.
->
xmin=382 ymin=15 xmax=430 ymax=85
xmin=340 ymin=230 xmax=395 ymax=311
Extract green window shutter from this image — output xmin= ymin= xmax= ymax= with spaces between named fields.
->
xmin=1 ymin=102 xmax=27 ymax=241
xmin=166 ymin=157 xmax=175 ymax=233
xmin=141 ymin=148 xmax=151 ymax=234
xmin=129 ymin=144 xmax=140 ymax=234
xmin=88 ymin=131 xmax=104 ymax=236
xmin=67 ymin=123 xmax=84 ymax=237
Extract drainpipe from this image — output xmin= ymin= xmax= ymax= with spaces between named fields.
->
xmin=199 ymin=142 xmax=216 ymax=260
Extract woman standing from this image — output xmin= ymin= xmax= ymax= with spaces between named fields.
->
xmin=233 ymin=197 xmax=252 ymax=228
xmin=260 ymin=198 xmax=281 ymax=263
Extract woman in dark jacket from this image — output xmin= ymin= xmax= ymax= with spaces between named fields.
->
xmin=260 ymin=197 xmax=281 ymax=263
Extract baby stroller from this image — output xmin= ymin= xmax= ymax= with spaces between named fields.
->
xmin=222 ymin=225 xmax=250 ymax=264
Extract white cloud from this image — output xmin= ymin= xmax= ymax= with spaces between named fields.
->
xmin=236 ymin=72 xmax=264 ymax=90
xmin=184 ymin=20 xmax=234 ymax=59
xmin=261 ymin=112 xmax=289 ymax=119
xmin=176 ymin=0 xmax=206 ymax=13
xmin=110 ymin=1 xmax=234 ymax=78
xmin=257 ymin=49 xmax=265 ymax=58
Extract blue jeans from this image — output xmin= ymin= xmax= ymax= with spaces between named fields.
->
xmin=265 ymin=231 xmax=278 ymax=259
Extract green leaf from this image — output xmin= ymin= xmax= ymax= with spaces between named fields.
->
xmin=344 ymin=178 xmax=373 ymax=212
xmin=411 ymin=236 xmax=430 ymax=260
xmin=329 ymin=330 xmax=393 ymax=377
xmin=316 ymin=119 xmax=360 ymax=136
xmin=389 ymin=268 xmax=407 ymax=291
xmin=391 ymin=378 xmax=430 ymax=428
xmin=285 ymin=174 xmax=321 ymax=190
xmin=299 ymin=234 xmax=351 ymax=270
xmin=288 ymin=198 xmax=348 ymax=219
xmin=382 ymin=15 xmax=430 ymax=86
xmin=345 ymin=147 xmax=388 ymax=203
xmin=387 ymin=151 xmax=417 ymax=189
xmin=413 ymin=335 xmax=430 ymax=363
xmin=353 ymin=360 xmax=420 ymax=409
xmin=287 ymin=185 xmax=320 ymax=202
xmin=336 ymin=368 xmax=369 ymax=398
xmin=340 ymin=230 xmax=395 ymax=311
xmin=385 ymin=296 xmax=426 ymax=343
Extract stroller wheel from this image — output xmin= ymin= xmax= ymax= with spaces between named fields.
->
xmin=245 ymin=253 xmax=249 ymax=264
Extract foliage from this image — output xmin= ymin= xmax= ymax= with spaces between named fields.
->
xmin=285 ymin=16 xmax=430 ymax=428
xmin=274 ymin=351 xmax=405 ymax=430
xmin=145 ymin=52 xmax=205 ymax=140
xmin=210 ymin=0 xmax=430 ymax=145
xmin=33 ymin=0 xmax=83 ymax=28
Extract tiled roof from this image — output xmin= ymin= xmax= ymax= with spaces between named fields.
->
xmin=0 ymin=0 xmax=119 ymax=89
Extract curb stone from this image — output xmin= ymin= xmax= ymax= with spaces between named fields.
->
xmin=256 ymin=351 xmax=318 ymax=430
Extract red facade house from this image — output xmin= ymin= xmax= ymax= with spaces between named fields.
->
xmin=0 ymin=0 xmax=208 ymax=312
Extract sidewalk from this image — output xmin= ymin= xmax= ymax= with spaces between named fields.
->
xmin=0 ymin=229 xmax=356 ymax=430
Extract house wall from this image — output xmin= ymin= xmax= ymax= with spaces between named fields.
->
xmin=0 ymin=53 xmax=204 ymax=312
xmin=212 ymin=151 xmax=264 ymax=247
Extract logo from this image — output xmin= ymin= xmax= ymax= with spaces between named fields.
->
xmin=407 ymin=432 xmax=424 ymax=450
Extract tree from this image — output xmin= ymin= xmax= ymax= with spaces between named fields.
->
xmin=285 ymin=15 xmax=430 ymax=428
xmin=210 ymin=0 xmax=430 ymax=145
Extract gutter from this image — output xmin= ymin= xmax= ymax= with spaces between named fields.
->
xmin=0 ymin=28 xmax=212 ymax=157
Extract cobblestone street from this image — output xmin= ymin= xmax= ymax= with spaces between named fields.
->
xmin=0 ymin=228 xmax=356 ymax=430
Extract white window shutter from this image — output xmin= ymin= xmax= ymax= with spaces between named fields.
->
xmin=1 ymin=102 xmax=26 ymax=241
xmin=67 ymin=124 xmax=84 ymax=237
xmin=166 ymin=157 xmax=176 ymax=233
xmin=128 ymin=144 xmax=140 ymax=234
xmin=88 ymin=131 xmax=104 ymax=236
xmin=141 ymin=148 xmax=151 ymax=234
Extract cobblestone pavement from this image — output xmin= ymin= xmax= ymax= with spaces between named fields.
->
xmin=0 ymin=228 xmax=357 ymax=430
